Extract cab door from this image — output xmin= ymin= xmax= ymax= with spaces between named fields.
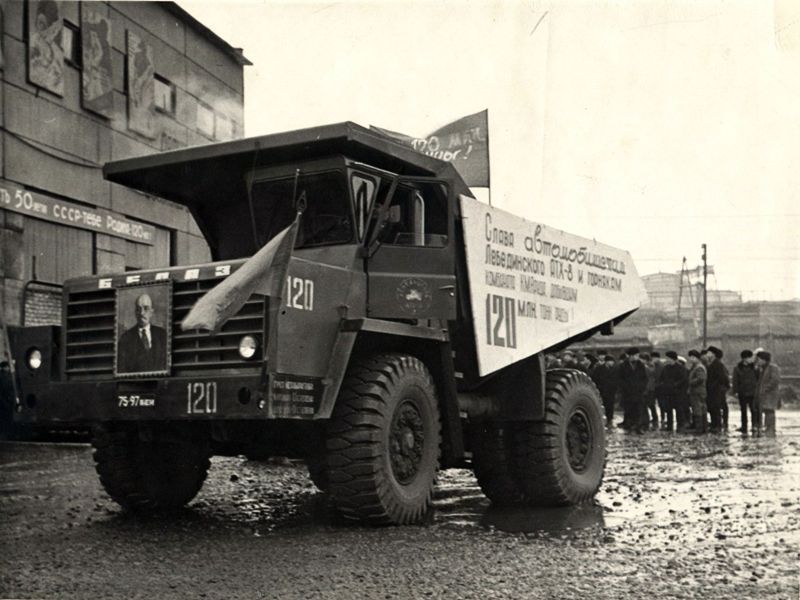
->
xmin=364 ymin=177 xmax=456 ymax=320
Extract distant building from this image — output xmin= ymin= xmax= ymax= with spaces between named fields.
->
xmin=1 ymin=2 xmax=250 ymax=347
xmin=641 ymin=271 xmax=741 ymax=314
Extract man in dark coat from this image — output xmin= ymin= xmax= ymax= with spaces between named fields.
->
xmin=592 ymin=354 xmax=618 ymax=428
xmin=650 ymin=352 xmax=667 ymax=429
xmin=660 ymin=351 xmax=689 ymax=432
xmin=117 ymin=293 xmax=167 ymax=374
xmin=618 ymin=347 xmax=648 ymax=434
xmin=732 ymin=349 xmax=758 ymax=434
xmin=703 ymin=346 xmax=729 ymax=433
xmin=641 ymin=352 xmax=659 ymax=430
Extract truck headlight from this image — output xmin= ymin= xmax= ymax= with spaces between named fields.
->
xmin=27 ymin=348 xmax=43 ymax=370
xmin=238 ymin=335 xmax=259 ymax=359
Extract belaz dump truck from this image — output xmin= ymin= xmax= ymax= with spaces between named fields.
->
xmin=8 ymin=123 xmax=645 ymax=525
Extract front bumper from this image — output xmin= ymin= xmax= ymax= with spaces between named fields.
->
xmin=14 ymin=375 xmax=268 ymax=424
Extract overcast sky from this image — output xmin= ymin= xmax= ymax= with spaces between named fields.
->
xmin=180 ymin=0 xmax=799 ymax=301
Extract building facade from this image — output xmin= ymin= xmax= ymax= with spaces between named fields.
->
xmin=1 ymin=1 xmax=249 ymax=352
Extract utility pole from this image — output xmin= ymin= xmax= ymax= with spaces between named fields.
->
xmin=701 ymin=243 xmax=708 ymax=347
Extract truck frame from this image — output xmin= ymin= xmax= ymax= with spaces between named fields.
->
xmin=8 ymin=122 xmax=644 ymax=525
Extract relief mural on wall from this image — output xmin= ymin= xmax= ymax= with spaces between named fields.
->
xmin=81 ymin=5 xmax=113 ymax=118
xmin=127 ymin=31 xmax=155 ymax=138
xmin=27 ymin=0 xmax=64 ymax=96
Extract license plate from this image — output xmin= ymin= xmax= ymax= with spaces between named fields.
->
xmin=117 ymin=393 xmax=156 ymax=408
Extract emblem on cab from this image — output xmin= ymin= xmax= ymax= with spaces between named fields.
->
xmin=396 ymin=278 xmax=432 ymax=316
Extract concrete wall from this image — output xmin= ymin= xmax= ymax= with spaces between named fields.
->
xmin=0 ymin=1 xmax=246 ymax=358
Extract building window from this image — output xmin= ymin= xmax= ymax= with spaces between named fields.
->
xmin=62 ymin=21 xmax=81 ymax=67
xmin=154 ymin=75 xmax=176 ymax=115
xmin=196 ymin=101 xmax=215 ymax=138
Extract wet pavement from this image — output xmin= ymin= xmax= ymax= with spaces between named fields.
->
xmin=1 ymin=407 xmax=798 ymax=599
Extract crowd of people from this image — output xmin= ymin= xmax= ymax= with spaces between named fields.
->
xmin=545 ymin=346 xmax=782 ymax=436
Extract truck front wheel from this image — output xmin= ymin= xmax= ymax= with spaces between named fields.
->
xmin=92 ymin=426 xmax=210 ymax=511
xmin=326 ymin=354 xmax=441 ymax=525
xmin=512 ymin=369 xmax=606 ymax=506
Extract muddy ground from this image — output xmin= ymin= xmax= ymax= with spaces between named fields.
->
xmin=1 ymin=408 xmax=798 ymax=599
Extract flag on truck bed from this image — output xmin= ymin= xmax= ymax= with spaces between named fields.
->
xmin=371 ymin=110 xmax=489 ymax=188
xmin=181 ymin=215 xmax=300 ymax=333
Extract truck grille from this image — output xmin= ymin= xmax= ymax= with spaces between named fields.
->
xmin=171 ymin=279 xmax=266 ymax=375
xmin=65 ymin=289 xmax=116 ymax=377
xmin=64 ymin=281 xmax=265 ymax=380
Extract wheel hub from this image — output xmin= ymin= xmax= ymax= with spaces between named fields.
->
xmin=566 ymin=408 xmax=592 ymax=473
xmin=390 ymin=400 xmax=425 ymax=485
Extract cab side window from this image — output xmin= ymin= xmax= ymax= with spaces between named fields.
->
xmin=378 ymin=182 xmax=448 ymax=248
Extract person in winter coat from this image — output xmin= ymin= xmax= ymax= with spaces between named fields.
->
xmin=732 ymin=349 xmax=759 ymax=434
xmin=641 ymin=353 xmax=659 ymax=430
xmin=650 ymin=352 xmax=667 ymax=429
xmin=618 ymin=347 xmax=648 ymax=434
xmin=703 ymin=346 xmax=730 ymax=433
xmin=592 ymin=355 xmax=619 ymax=428
xmin=687 ymin=350 xmax=707 ymax=433
xmin=660 ymin=351 xmax=689 ymax=432
xmin=755 ymin=351 xmax=781 ymax=436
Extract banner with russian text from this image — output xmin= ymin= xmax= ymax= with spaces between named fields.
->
xmin=460 ymin=195 xmax=646 ymax=376
xmin=371 ymin=110 xmax=489 ymax=188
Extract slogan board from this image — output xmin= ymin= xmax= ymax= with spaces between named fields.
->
xmin=0 ymin=179 xmax=155 ymax=245
xmin=460 ymin=195 xmax=646 ymax=376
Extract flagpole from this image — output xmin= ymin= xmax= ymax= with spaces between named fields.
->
xmin=485 ymin=109 xmax=492 ymax=207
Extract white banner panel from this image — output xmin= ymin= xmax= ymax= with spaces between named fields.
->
xmin=460 ymin=195 xmax=646 ymax=376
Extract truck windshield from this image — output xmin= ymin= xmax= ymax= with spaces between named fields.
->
xmin=251 ymin=171 xmax=353 ymax=247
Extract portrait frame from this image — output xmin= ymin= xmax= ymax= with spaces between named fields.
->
xmin=114 ymin=281 xmax=172 ymax=378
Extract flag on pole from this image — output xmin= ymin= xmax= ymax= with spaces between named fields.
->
xmin=371 ymin=110 xmax=489 ymax=188
xmin=181 ymin=214 xmax=300 ymax=333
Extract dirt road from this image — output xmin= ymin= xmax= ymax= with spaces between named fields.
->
xmin=1 ymin=408 xmax=798 ymax=599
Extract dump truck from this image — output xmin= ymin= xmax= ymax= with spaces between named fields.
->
xmin=7 ymin=123 xmax=645 ymax=525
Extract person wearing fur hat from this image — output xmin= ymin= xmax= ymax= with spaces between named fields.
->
xmin=703 ymin=346 xmax=730 ymax=433
xmin=618 ymin=347 xmax=648 ymax=433
xmin=641 ymin=353 xmax=659 ymax=430
xmin=650 ymin=352 xmax=667 ymax=429
xmin=755 ymin=351 xmax=781 ymax=436
xmin=732 ymin=350 xmax=759 ymax=434
xmin=660 ymin=351 xmax=689 ymax=432
xmin=591 ymin=354 xmax=619 ymax=428
xmin=687 ymin=350 xmax=708 ymax=433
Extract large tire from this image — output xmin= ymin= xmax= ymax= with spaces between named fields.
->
xmin=326 ymin=354 xmax=441 ymax=525
xmin=92 ymin=426 xmax=210 ymax=511
xmin=471 ymin=422 xmax=524 ymax=506
xmin=512 ymin=369 xmax=606 ymax=506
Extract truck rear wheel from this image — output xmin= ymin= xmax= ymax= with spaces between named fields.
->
xmin=512 ymin=369 xmax=606 ymax=506
xmin=92 ymin=426 xmax=210 ymax=511
xmin=471 ymin=422 xmax=524 ymax=506
xmin=326 ymin=354 xmax=441 ymax=525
